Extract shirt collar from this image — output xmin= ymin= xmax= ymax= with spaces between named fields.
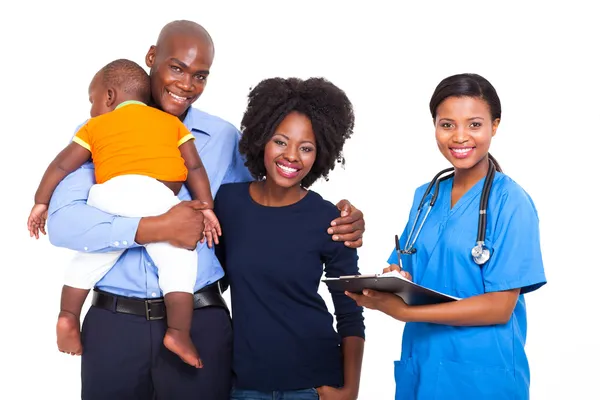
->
xmin=182 ymin=107 xmax=210 ymax=136
xmin=116 ymin=100 xmax=146 ymax=109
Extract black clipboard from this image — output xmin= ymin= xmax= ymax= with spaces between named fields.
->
xmin=322 ymin=271 xmax=460 ymax=306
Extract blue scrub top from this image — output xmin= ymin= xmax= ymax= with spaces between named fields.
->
xmin=388 ymin=172 xmax=546 ymax=400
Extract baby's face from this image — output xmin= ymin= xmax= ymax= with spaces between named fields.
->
xmin=88 ymin=72 xmax=113 ymax=118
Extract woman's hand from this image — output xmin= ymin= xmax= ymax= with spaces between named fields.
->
xmin=316 ymin=385 xmax=357 ymax=400
xmin=383 ymin=264 xmax=412 ymax=281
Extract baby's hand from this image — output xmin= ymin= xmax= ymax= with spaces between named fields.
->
xmin=28 ymin=204 xmax=49 ymax=239
xmin=200 ymin=209 xmax=222 ymax=248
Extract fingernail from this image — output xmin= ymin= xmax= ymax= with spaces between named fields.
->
xmin=327 ymin=228 xmax=334 ymax=234
xmin=341 ymin=211 xmax=349 ymax=217
xmin=331 ymin=221 xmax=337 ymax=226
xmin=333 ymin=235 xmax=339 ymax=241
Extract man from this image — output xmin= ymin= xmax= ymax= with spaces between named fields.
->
xmin=47 ymin=20 xmax=365 ymax=400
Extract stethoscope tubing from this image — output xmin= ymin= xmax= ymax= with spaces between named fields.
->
xmin=402 ymin=158 xmax=495 ymax=257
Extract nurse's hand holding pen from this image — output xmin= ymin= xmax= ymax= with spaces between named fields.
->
xmin=345 ymin=264 xmax=413 ymax=320
xmin=383 ymin=263 xmax=412 ymax=280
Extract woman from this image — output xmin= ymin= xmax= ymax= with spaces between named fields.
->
xmin=214 ymin=77 xmax=365 ymax=400
xmin=347 ymin=73 xmax=546 ymax=399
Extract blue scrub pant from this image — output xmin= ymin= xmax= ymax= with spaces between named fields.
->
xmin=80 ymin=304 xmax=233 ymax=400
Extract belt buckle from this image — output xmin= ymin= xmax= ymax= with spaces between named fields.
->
xmin=145 ymin=299 xmax=164 ymax=321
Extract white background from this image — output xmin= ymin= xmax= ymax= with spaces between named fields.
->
xmin=1 ymin=1 xmax=598 ymax=398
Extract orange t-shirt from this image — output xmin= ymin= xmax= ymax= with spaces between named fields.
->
xmin=73 ymin=102 xmax=194 ymax=184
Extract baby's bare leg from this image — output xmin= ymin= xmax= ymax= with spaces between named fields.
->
xmin=57 ymin=286 xmax=89 ymax=355
xmin=163 ymin=292 xmax=203 ymax=368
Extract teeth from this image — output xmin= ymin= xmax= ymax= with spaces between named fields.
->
xmin=277 ymin=163 xmax=298 ymax=173
xmin=452 ymin=148 xmax=472 ymax=154
xmin=168 ymin=91 xmax=187 ymax=102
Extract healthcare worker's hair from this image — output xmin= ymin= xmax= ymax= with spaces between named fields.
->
xmin=98 ymin=59 xmax=152 ymax=104
xmin=429 ymin=73 xmax=503 ymax=172
xmin=239 ymin=77 xmax=355 ymax=188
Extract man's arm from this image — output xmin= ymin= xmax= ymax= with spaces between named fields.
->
xmin=35 ymin=143 xmax=91 ymax=205
xmin=47 ymin=161 xmax=210 ymax=252
xmin=46 ymin=162 xmax=142 ymax=253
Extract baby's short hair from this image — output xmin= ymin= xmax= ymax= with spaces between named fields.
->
xmin=100 ymin=59 xmax=151 ymax=103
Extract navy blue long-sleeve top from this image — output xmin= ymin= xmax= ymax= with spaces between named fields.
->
xmin=214 ymin=182 xmax=365 ymax=391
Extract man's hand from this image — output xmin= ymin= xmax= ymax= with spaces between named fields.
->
xmin=328 ymin=199 xmax=365 ymax=249
xmin=28 ymin=203 xmax=48 ymax=239
xmin=316 ymin=385 xmax=357 ymax=400
xmin=160 ymin=200 xmax=208 ymax=250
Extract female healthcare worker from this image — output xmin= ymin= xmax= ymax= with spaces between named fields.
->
xmin=346 ymin=73 xmax=547 ymax=399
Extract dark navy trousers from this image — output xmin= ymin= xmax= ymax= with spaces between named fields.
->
xmin=80 ymin=304 xmax=232 ymax=400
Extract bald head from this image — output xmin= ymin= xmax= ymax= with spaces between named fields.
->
xmin=156 ymin=20 xmax=214 ymax=56
xmin=145 ymin=20 xmax=215 ymax=117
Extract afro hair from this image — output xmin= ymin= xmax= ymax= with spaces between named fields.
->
xmin=239 ymin=77 xmax=355 ymax=188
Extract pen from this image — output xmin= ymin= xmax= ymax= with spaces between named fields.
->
xmin=395 ymin=234 xmax=404 ymax=271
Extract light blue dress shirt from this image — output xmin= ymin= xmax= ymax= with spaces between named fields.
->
xmin=47 ymin=107 xmax=253 ymax=299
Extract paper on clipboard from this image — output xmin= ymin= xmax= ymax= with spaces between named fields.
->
xmin=322 ymin=270 xmax=460 ymax=306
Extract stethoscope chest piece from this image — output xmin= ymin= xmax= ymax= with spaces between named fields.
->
xmin=471 ymin=242 xmax=491 ymax=265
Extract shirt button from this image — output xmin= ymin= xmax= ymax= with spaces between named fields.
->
xmin=146 ymin=262 xmax=152 ymax=267
xmin=83 ymin=247 xmax=88 ymax=251
xmin=122 ymin=240 xmax=128 ymax=246
xmin=151 ymin=292 xmax=157 ymax=297
xmin=113 ymin=241 xmax=120 ymax=247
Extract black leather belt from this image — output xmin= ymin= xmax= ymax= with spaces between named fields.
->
xmin=91 ymin=282 xmax=227 ymax=321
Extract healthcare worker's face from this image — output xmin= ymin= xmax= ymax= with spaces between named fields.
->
xmin=263 ymin=112 xmax=317 ymax=189
xmin=145 ymin=34 xmax=213 ymax=118
xmin=434 ymin=96 xmax=499 ymax=171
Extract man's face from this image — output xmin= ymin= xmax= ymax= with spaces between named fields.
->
xmin=146 ymin=34 xmax=214 ymax=117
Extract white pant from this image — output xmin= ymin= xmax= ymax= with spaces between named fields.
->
xmin=64 ymin=174 xmax=198 ymax=294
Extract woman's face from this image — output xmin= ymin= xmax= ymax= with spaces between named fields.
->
xmin=434 ymin=96 xmax=499 ymax=171
xmin=263 ymin=112 xmax=317 ymax=189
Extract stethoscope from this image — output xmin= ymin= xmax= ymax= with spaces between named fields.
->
xmin=400 ymin=158 xmax=496 ymax=265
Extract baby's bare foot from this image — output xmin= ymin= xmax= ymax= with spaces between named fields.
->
xmin=163 ymin=328 xmax=203 ymax=368
xmin=56 ymin=311 xmax=82 ymax=355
